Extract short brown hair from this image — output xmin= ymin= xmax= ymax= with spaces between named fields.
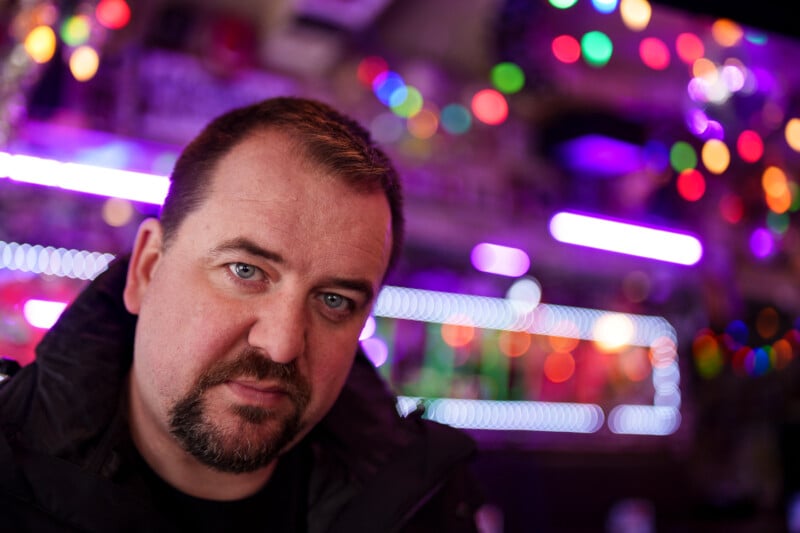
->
xmin=159 ymin=96 xmax=404 ymax=274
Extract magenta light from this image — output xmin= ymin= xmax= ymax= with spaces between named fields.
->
xmin=0 ymin=152 xmax=169 ymax=205
xmin=549 ymin=211 xmax=703 ymax=265
xmin=470 ymin=242 xmax=530 ymax=277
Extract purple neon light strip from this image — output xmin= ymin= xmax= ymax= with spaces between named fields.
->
xmin=549 ymin=211 xmax=703 ymax=265
xmin=0 ymin=152 xmax=169 ymax=205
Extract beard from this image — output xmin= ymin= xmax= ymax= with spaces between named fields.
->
xmin=168 ymin=349 xmax=311 ymax=473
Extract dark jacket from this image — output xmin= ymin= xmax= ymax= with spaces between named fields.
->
xmin=0 ymin=258 xmax=483 ymax=532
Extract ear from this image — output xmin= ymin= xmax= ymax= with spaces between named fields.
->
xmin=123 ymin=218 xmax=165 ymax=315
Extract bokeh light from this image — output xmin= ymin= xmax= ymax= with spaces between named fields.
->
xmin=95 ymin=0 xmax=131 ymax=30
xmin=370 ymin=112 xmax=406 ymax=144
xmin=701 ymin=139 xmax=730 ymax=174
xmin=357 ymin=55 xmax=388 ymax=87
xmin=693 ymin=330 xmax=724 ymax=379
xmin=390 ymin=85 xmax=423 ymax=117
xmin=544 ymin=352 xmax=576 ymax=383
xmin=711 ymin=18 xmax=743 ymax=47
xmin=372 ymin=71 xmax=405 ymax=105
xmin=24 ymin=25 xmax=57 ymax=64
xmin=749 ymin=227 xmax=775 ymax=259
xmin=591 ymin=0 xmax=619 ymax=14
xmin=406 ymin=108 xmax=438 ymax=139
xmin=506 ymin=277 xmax=542 ymax=313
xmin=639 ymin=37 xmax=669 ymax=70
xmin=491 ymin=62 xmax=525 ymax=94
xmin=548 ymin=0 xmax=579 ymax=8
xmin=767 ymin=211 xmax=790 ymax=234
xmin=471 ymin=89 xmax=508 ymax=125
xmin=101 ymin=198 xmax=133 ymax=227
xmin=675 ymin=32 xmax=704 ymax=64
xmin=581 ymin=31 xmax=613 ymax=67
xmin=676 ymin=169 xmax=705 ymax=201
xmin=552 ymin=34 xmax=582 ymax=64
xmin=593 ymin=313 xmax=634 ymax=351
xmin=670 ymin=141 xmax=697 ymax=172
xmin=440 ymin=104 xmax=472 ymax=134
xmin=361 ymin=337 xmax=388 ymax=367
xmin=785 ymin=118 xmax=800 ymax=152
xmin=68 ymin=45 xmax=100 ymax=82
xmin=737 ymin=130 xmax=763 ymax=163
xmin=442 ymin=319 xmax=476 ymax=348
xmin=471 ymin=242 xmax=530 ymax=277
xmin=619 ymin=0 xmax=652 ymax=31
xmin=762 ymin=166 xmax=791 ymax=214
xmin=60 ymin=15 xmax=91 ymax=47
xmin=719 ymin=193 xmax=744 ymax=223
xmin=498 ymin=331 xmax=531 ymax=357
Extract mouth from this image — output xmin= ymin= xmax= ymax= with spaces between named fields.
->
xmin=224 ymin=380 xmax=291 ymax=406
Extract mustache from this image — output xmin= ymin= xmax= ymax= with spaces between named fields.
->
xmin=196 ymin=348 xmax=308 ymax=397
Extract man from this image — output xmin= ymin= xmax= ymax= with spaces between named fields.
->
xmin=0 ymin=97 xmax=483 ymax=531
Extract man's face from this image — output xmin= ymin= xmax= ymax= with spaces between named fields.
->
xmin=123 ymin=129 xmax=392 ymax=473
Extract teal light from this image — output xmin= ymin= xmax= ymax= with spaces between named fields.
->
xmin=581 ymin=31 xmax=613 ymax=67
xmin=441 ymin=104 xmax=472 ymax=135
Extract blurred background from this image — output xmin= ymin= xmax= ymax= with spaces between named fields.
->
xmin=2 ymin=0 xmax=800 ymax=530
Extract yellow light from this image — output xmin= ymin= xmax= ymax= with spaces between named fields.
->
xmin=619 ymin=0 xmax=652 ymax=31
xmin=785 ymin=118 xmax=800 ymax=152
xmin=701 ymin=139 xmax=730 ymax=174
xmin=23 ymin=25 xmax=57 ymax=64
xmin=69 ymin=45 xmax=100 ymax=81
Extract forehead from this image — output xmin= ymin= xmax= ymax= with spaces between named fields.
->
xmin=182 ymin=129 xmax=393 ymax=277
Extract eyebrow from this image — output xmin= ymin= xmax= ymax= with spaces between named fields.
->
xmin=208 ymin=237 xmax=285 ymax=264
xmin=209 ymin=237 xmax=377 ymax=302
xmin=323 ymin=277 xmax=376 ymax=305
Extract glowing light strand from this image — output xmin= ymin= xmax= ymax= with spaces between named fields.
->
xmin=0 ymin=241 xmax=115 ymax=280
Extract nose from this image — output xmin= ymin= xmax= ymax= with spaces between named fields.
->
xmin=247 ymin=296 xmax=307 ymax=365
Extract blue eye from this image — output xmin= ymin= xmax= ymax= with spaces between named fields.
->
xmin=229 ymin=263 xmax=257 ymax=279
xmin=322 ymin=293 xmax=347 ymax=309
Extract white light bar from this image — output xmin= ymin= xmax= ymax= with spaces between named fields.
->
xmin=397 ymin=397 xmax=605 ymax=433
xmin=0 ymin=152 xmax=169 ymax=205
xmin=549 ymin=211 xmax=703 ymax=265
xmin=5 ymin=241 xmax=681 ymax=437
xmin=607 ymin=405 xmax=681 ymax=436
xmin=0 ymin=241 xmax=115 ymax=280
xmin=374 ymin=285 xmax=676 ymax=346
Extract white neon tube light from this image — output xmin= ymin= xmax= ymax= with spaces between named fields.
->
xmin=549 ymin=211 xmax=703 ymax=265
xmin=0 ymin=152 xmax=169 ymax=205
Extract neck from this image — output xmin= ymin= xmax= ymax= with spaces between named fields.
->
xmin=126 ymin=373 xmax=277 ymax=501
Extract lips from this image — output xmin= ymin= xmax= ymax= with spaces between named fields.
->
xmin=225 ymin=380 xmax=290 ymax=405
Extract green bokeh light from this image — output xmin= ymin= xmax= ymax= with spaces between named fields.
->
xmin=670 ymin=141 xmax=698 ymax=172
xmin=390 ymin=86 xmax=423 ymax=118
xmin=491 ymin=62 xmax=525 ymax=94
xmin=767 ymin=211 xmax=790 ymax=234
xmin=60 ymin=15 xmax=90 ymax=47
